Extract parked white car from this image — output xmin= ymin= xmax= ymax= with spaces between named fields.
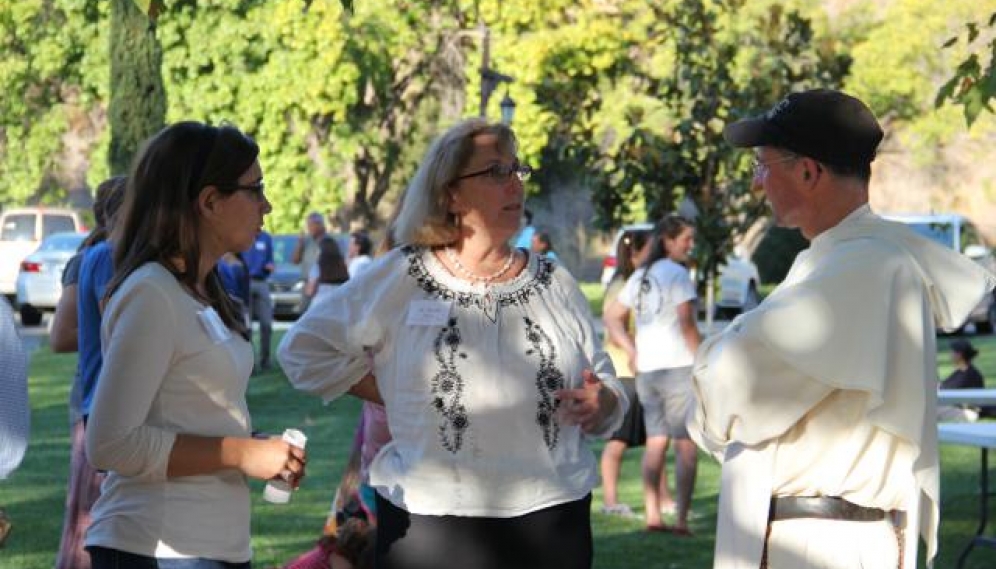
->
xmin=15 ymin=231 xmax=87 ymax=326
xmin=1 ymin=206 xmax=84 ymax=299
xmin=600 ymin=223 xmax=761 ymax=318
xmin=883 ymin=213 xmax=996 ymax=333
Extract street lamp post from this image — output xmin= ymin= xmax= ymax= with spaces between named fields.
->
xmin=478 ymin=24 xmax=515 ymax=124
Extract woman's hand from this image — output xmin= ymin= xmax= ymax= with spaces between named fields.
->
xmin=554 ymin=370 xmax=618 ymax=433
xmin=238 ymin=437 xmax=307 ymax=486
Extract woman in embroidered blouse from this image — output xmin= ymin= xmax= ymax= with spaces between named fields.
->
xmin=84 ymin=122 xmax=307 ymax=568
xmin=279 ymin=118 xmax=626 ymax=569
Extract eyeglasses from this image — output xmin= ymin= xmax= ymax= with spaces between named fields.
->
xmin=453 ymin=162 xmax=532 ymax=185
xmin=218 ymin=182 xmax=266 ymax=201
xmin=751 ymin=154 xmax=798 ymax=177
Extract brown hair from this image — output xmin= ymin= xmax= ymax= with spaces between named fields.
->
xmin=104 ymin=121 xmax=259 ymax=339
xmin=80 ymin=176 xmax=127 ymax=250
xmin=613 ymin=229 xmax=651 ymax=283
xmin=317 ymin=236 xmax=349 ymax=285
xmin=641 ymin=214 xmax=695 ymax=269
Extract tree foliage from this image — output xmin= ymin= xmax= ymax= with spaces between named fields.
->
xmin=4 ymin=0 xmax=958 ymax=273
xmin=846 ymin=0 xmax=996 ymax=157
xmin=109 ymin=0 xmax=166 ymax=175
xmin=936 ymin=11 xmax=996 ymax=126
xmin=0 ymin=1 xmax=107 ymax=205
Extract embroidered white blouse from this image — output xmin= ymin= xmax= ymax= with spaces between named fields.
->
xmin=279 ymin=247 xmax=626 ymax=517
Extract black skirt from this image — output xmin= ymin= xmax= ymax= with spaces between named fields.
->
xmin=375 ymin=493 xmax=593 ymax=569
xmin=609 ymin=377 xmax=646 ymax=446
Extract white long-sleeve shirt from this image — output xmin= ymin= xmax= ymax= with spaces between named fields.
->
xmin=279 ymin=247 xmax=626 ymax=517
xmin=85 ymin=262 xmax=254 ymax=562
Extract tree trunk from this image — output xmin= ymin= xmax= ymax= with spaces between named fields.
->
xmin=109 ymin=0 xmax=166 ymax=175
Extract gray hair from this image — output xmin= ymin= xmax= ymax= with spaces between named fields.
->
xmin=393 ymin=118 xmax=517 ymax=247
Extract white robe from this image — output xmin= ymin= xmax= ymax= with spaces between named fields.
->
xmin=689 ymin=206 xmax=995 ymax=568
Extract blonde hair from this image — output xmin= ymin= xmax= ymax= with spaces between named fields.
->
xmin=393 ymin=118 xmax=517 ymax=247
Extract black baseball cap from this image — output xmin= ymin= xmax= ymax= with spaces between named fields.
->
xmin=723 ymin=89 xmax=884 ymax=169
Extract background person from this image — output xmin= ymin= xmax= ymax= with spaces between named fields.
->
xmin=84 ymin=121 xmax=306 ymax=568
xmin=689 ymin=89 xmax=995 ymax=568
xmin=530 ymin=230 xmax=559 ymax=262
xmin=602 ymin=214 xmax=701 ymax=536
xmin=346 ymin=231 xmax=374 ymax=278
xmin=49 ymin=177 xmax=127 ymax=355
xmin=937 ymin=339 xmax=988 ymax=422
xmin=279 ymin=118 xmax=626 ymax=569
xmin=293 ymin=212 xmax=328 ymax=285
xmin=0 ymin=295 xmax=29 ymax=547
xmin=218 ymin=252 xmax=252 ymax=327
xmin=513 ymin=207 xmax=535 ymax=249
xmin=598 ymin=228 xmax=675 ymax=518
xmin=52 ymin=176 xmax=127 ymax=569
xmin=243 ymin=229 xmax=275 ymax=372
xmin=305 ymin=235 xmax=350 ymax=305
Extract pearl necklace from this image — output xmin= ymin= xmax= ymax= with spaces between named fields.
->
xmin=443 ymin=247 xmax=517 ymax=323
xmin=444 ymin=247 xmax=517 ymax=285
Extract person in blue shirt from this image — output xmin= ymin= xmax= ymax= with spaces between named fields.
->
xmin=242 ymin=230 xmax=275 ymax=372
xmin=531 ymin=230 xmax=559 ymax=262
xmin=513 ymin=208 xmax=535 ymax=250
xmin=218 ymin=252 xmax=252 ymax=325
xmin=53 ymin=175 xmax=126 ymax=569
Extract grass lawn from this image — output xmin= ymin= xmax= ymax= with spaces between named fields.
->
xmin=3 ymin=325 xmax=996 ymax=568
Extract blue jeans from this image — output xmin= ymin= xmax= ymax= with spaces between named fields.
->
xmin=88 ymin=546 xmax=251 ymax=569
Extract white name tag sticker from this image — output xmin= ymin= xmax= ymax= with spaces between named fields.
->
xmin=198 ymin=307 xmax=232 ymax=344
xmin=407 ymin=300 xmax=452 ymax=326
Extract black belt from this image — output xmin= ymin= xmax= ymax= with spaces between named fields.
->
xmin=769 ymin=496 xmax=890 ymax=522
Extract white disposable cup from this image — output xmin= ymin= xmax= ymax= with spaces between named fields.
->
xmin=263 ymin=428 xmax=307 ymax=504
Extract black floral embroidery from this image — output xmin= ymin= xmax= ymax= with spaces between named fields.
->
xmin=404 ymin=246 xmax=554 ymax=316
xmin=523 ymin=317 xmax=564 ymax=450
xmin=431 ymin=317 xmax=470 ymax=453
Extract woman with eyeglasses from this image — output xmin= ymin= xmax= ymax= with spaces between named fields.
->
xmin=279 ymin=118 xmax=626 ymax=569
xmin=84 ymin=122 xmax=306 ymax=569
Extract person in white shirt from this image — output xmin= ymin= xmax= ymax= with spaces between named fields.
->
xmin=0 ymin=295 xmax=29 ymax=547
xmin=279 ymin=118 xmax=626 ymax=569
xmin=306 ymin=236 xmax=350 ymax=306
xmin=84 ymin=121 xmax=307 ymax=569
xmin=688 ymin=89 xmax=996 ymax=569
xmin=603 ymin=214 xmax=701 ymax=535
xmin=346 ymin=231 xmax=374 ymax=278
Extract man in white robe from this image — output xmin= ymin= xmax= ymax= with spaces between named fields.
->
xmin=688 ymin=89 xmax=995 ymax=569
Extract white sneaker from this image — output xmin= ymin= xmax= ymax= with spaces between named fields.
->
xmin=600 ymin=503 xmax=636 ymax=517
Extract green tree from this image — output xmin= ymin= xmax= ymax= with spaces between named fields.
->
xmin=109 ymin=0 xmax=166 ymax=175
xmin=936 ymin=12 xmax=996 ymax=126
xmin=0 ymin=1 xmax=108 ymax=206
xmin=156 ymin=0 xmax=474 ymax=232
xmin=497 ymin=0 xmax=848 ymax=277
xmin=847 ymin=0 xmax=996 ymax=158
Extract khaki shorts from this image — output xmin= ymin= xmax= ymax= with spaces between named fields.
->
xmin=635 ymin=366 xmax=693 ymax=438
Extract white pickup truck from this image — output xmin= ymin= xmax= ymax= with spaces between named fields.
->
xmin=1 ymin=207 xmax=84 ymax=301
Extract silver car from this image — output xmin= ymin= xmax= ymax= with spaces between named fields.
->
xmin=15 ymin=231 xmax=87 ymax=326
